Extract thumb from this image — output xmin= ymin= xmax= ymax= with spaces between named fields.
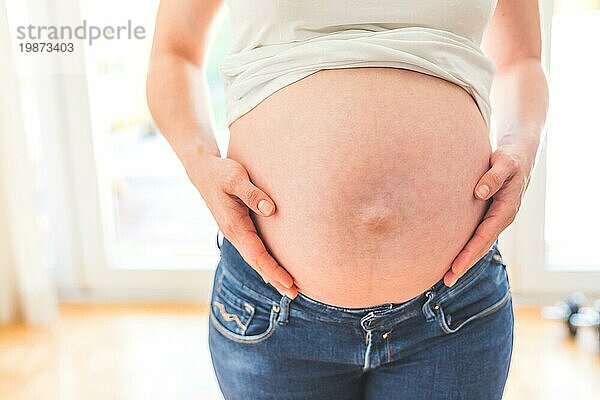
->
xmin=231 ymin=178 xmax=277 ymax=217
xmin=474 ymin=163 xmax=512 ymax=200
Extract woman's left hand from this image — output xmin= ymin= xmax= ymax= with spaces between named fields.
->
xmin=443 ymin=141 xmax=537 ymax=287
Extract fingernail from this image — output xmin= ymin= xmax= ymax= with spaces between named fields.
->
xmin=476 ymin=184 xmax=490 ymax=199
xmin=278 ymin=278 xmax=293 ymax=289
xmin=446 ymin=276 xmax=458 ymax=287
xmin=258 ymin=199 xmax=274 ymax=216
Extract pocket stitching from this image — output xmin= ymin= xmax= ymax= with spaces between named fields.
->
xmin=212 ymin=300 xmax=255 ymax=334
xmin=216 ymin=278 xmax=259 ymax=313
xmin=436 ymin=289 xmax=511 ymax=334
xmin=210 ymin=302 xmax=279 ymax=344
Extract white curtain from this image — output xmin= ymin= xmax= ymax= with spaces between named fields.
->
xmin=0 ymin=1 xmax=57 ymax=325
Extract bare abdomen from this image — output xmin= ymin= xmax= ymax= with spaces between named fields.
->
xmin=226 ymin=67 xmax=491 ymax=308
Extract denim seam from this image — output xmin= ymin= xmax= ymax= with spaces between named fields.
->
xmin=363 ymin=331 xmax=373 ymax=371
xmin=385 ymin=337 xmax=392 ymax=363
xmin=215 ymin=267 xmax=224 ymax=295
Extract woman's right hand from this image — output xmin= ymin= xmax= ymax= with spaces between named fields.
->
xmin=146 ymin=0 xmax=295 ymax=294
xmin=187 ymin=154 xmax=298 ymax=299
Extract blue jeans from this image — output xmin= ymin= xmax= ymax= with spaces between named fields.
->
xmin=208 ymin=235 xmax=514 ymax=400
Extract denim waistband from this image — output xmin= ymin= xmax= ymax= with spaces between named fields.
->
xmin=216 ymin=231 xmax=499 ymax=330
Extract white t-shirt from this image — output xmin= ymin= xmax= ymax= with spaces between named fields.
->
xmin=219 ymin=0 xmax=498 ymax=130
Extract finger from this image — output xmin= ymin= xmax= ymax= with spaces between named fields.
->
xmin=448 ymin=196 xmax=516 ymax=277
xmin=227 ymin=172 xmax=277 ymax=217
xmin=229 ymin=213 xmax=295 ymax=289
xmin=474 ymin=157 xmax=516 ymax=200
xmin=443 ymin=269 xmax=461 ymax=288
xmin=270 ymin=279 xmax=299 ymax=299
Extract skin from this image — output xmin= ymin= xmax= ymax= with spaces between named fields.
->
xmin=146 ymin=0 xmax=548 ymax=300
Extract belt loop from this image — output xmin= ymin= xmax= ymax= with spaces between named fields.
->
xmin=360 ymin=312 xmax=377 ymax=332
xmin=216 ymin=229 xmax=222 ymax=251
xmin=277 ymin=295 xmax=292 ymax=326
xmin=422 ymin=287 xmax=437 ymax=322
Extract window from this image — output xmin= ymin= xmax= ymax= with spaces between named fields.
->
xmin=80 ymin=0 xmax=231 ymax=270
xmin=544 ymin=0 xmax=600 ymax=270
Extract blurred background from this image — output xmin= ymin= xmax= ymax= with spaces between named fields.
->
xmin=0 ymin=0 xmax=599 ymax=399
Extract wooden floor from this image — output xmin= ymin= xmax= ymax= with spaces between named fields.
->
xmin=0 ymin=304 xmax=598 ymax=400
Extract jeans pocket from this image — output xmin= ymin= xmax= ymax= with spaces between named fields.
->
xmin=436 ymin=289 xmax=511 ymax=334
xmin=433 ymin=246 xmax=512 ymax=335
xmin=209 ymin=261 xmax=281 ymax=344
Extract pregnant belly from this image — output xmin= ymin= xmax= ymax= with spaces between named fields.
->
xmin=226 ymin=67 xmax=492 ymax=308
